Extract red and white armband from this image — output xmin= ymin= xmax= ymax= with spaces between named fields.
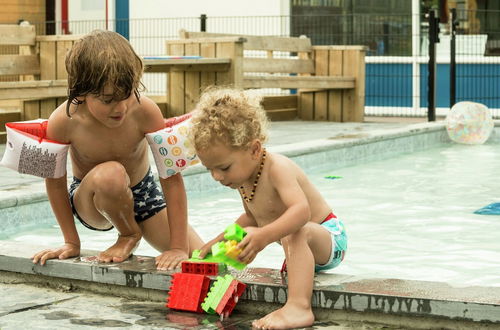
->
xmin=146 ymin=113 xmax=199 ymax=179
xmin=0 ymin=120 xmax=70 ymax=178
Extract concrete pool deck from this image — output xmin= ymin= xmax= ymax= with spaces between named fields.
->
xmin=1 ymin=118 xmax=500 ymax=329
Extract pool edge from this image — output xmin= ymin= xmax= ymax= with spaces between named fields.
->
xmin=0 ymin=240 xmax=499 ymax=327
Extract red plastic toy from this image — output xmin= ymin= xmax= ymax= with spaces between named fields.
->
xmin=166 ymin=273 xmax=210 ymax=313
xmin=215 ymin=279 xmax=247 ymax=318
xmin=181 ymin=260 xmax=222 ymax=276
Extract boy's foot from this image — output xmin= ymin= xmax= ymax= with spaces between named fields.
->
xmin=252 ymin=302 xmax=314 ymax=329
xmin=98 ymin=233 xmax=142 ymax=263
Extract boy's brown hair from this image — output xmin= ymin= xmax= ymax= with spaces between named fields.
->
xmin=189 ymin=88 xmax=269 ymax=151
xmin=65 ymin=30 xmax=144 ymax=116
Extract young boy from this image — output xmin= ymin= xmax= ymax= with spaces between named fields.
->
xmin=31 ymin=30 xmax=203 ymax=270
xmin=189 ymin=88 xmax=347 ymax=329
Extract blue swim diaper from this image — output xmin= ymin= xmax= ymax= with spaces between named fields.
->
xmin=315 ymin=218 xmax=347 ymax=272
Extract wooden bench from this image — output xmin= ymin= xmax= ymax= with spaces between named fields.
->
xmin=166 ymin=31 xmax=366 ymax=122
xmin=0 ymin=24 xmax=79 ymax=142
xmin=0 ymin=28 xmax=169 ymax=139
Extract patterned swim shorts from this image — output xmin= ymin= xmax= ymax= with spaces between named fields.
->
xmin=69 ymin=167 xmax=166 ymax=231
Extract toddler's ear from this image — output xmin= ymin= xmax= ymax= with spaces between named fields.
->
xmin=250 ymin=139 xmax=262 ymax=159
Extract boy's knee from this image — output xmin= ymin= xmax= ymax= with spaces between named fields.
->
xmin=93 ymin=162 xmax=130 ymax=194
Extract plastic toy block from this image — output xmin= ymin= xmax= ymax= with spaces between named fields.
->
xmin=166 ymin=272 xmax=210 ymax=313
xmin=181 ymin=260 xmax=225 ymax=276
xmin=211 ymin=241 xmax=227 ymax=258
xmin=189 ymin=249 xmax=221 ymax=263
xmin=215 ymin=279 xmax=246 ymax=318
xmin=224 ymin=240 xmax=242 ymax=260
xmin=188 ymin=250 xmax=229 ymax=274
xmin=223 ymin=223 xmax=247 ymax=242
xmin=201 ymin=274 xmax=246 ymax=318
xmin=201 ymin=274 xmax=233 ymax=314
xmin=211 ymin=241 xmax=247 ymax=270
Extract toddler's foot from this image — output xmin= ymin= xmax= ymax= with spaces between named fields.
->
xmin=98 ymin=233 xmax=141 ymax=263
xmin=252 ymin=302 xmax=314 ymax=329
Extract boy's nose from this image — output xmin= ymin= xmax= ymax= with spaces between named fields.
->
xmin=114 ymin=99 xmax=127 ymax=112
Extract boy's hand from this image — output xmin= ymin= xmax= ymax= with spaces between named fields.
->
xmin=237 ymin=227 xmax=268 ymax=264
xmin=31 ymin=243 xmax=80 ymax=266
xmin=155 ymin=248 xmax=188 ymax=270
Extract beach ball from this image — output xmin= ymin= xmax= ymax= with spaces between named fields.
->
xmin=446 ymin=101 xmax=493 ymax=145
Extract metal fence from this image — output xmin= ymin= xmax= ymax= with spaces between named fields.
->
xmin=4 ymin=11 xmax=500 ymax=119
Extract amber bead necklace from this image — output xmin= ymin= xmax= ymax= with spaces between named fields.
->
xmin=239 ymin=148 xmax=266 ymax=203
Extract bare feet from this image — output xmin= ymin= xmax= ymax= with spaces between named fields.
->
xmin=252 ymin=302 xmax=314 ymax=329
xmin=98 ymin=233 xmax=142 ymax=263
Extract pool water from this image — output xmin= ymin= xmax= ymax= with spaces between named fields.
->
xmin=9 ymin=142 xmax=500 ymax=287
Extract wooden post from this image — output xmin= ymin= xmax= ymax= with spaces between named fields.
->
xmin=166 ymin=37 xmax=243 ymax=117
xmin=342 ymin=46 xmax=366 ymax=122
xmin=298 ymin=50 xmax=313 ymax=120
xmin=327 ymin=49 xmax=343 ymax=122
xmin=166 ymin=42 xmax=186 ymax=117
xmin=200 ymin=41 xmax=217 ymax=92
xmin=215 ymin=40 xmax=243 ymax=88
xmin=313 ymin=49 xmax=328 ymax=121
xmin=38 ymin=39 xmax=57 ymax=119
xmin=311 ymin=45 xmax=366 ymax=122
xmin=184 ymin=42 xmax=201 ymax=113
xmin=22 ymin=35 xmax=78 ymax=120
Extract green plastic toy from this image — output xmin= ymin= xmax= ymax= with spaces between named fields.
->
xmin=224 ymin=223 xmax=247 ymax=241
xmin=201 ymin=274 xmax=236 ymax=314
xmin=189 ymin=223 xmax=248 ymax=270
xmin=211 ymin=241 xmax=246 ymax=270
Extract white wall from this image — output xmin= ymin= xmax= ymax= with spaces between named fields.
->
xmin=58 ymin=0 xmax=116 ymax=34
xmin=65 ymin=0 xmax=289 ymax=23
xmin=130 ymin=0 xmax=288 ymax=19
xmin=63 ymin=0 xmax=291 ymax=94
xmin=63 ymin=0 xmax=290 ymax=37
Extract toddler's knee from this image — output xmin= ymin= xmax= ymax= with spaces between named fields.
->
xmin=281 ymin=226 xmax=309 ymax=246
xmin=93 ymin=162 xmax=130 ymax=195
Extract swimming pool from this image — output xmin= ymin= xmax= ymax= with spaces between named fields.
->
xmin=6 ymin=139 xmax=500 ymax=288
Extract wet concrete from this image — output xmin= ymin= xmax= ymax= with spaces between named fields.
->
xmin=1 ymin=282 xmax=407 ymax=329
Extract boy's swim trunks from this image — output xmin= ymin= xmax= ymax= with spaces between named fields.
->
xmin=69 ymin=167 xmax=166 ymax=231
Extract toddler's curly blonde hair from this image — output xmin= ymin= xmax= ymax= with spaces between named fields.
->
xmin=189 ymin=88 xmax=269 ymax=151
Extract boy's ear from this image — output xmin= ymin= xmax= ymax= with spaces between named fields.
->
xmin=250 ymin=139 xmax=262 ymax=159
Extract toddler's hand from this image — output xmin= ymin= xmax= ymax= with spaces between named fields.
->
xmin=31 ymin=243 xmax=80 ymax=266
xmin=197 ymin=241 xmax=214 ymax=259
xmin=155 ymin=248 xmax=188 ymax=270
xmin=237 ymin=227 xmax=268 ymax=264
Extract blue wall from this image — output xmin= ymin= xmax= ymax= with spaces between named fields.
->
xmin=365 ymin=63 xmax=500 ymax=108
xmin=115 ymin=0 xmax=129 ymax=40
xmin=366 ymin=64 xmax=412 ymax=107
